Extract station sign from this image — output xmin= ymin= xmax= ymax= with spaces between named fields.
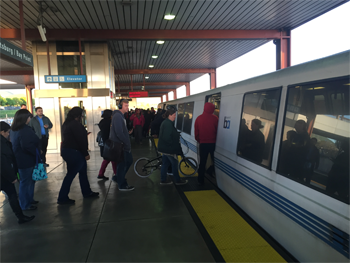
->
xmin=45 ymin=75 xmax=87 ymax=83
xmin=0 ymin=37 xmax=33 ymax=67
xmin=129 ymin=91 xmax=149 ymax=98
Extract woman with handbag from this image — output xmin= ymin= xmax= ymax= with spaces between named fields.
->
xmin=1 ymin=121 xmax=35 ymax=223
xmin=10 ymin=109 xmax=40 ymax=211
xmin=57 ymin=107 xmax=99 ymax=205
xmin=97 ymin=109 xmax=116 ymax=180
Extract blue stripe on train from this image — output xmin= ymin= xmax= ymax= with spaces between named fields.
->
xmin=214 ymin=157 xmax=349 ymax=259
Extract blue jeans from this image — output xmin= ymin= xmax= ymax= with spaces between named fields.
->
xmin=114 ymin=151 xmax=133 ymax=188
xmin=161 ymin=155 xmax=181 ymax=183
xmin=18 ymin=167 xmax=35 ymax=210
xmin=58 ymin=148 xmax=92 ymax=201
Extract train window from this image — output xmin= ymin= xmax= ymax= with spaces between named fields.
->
xmin=176 ymin=104 xmax=185 ymax=130
xmin=237 ymin=88 xmax=282 ymax=168
xmin=277 ymin=76 xmax=349 ymax=204
xmin=183 ymin=102 xmax=194 ymax=134
xmin=206 ymin=93 xmax=221 ymax=118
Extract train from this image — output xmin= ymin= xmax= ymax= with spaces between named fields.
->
xmin=158 ymin=50 xmax=349 ymax=262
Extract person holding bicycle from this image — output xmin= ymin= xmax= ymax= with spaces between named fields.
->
xmin=157 ymin=106 xmax=188 ymax=185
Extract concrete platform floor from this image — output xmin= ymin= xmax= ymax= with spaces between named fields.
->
xmin=0 ymin=139 xmax=215 ymax=262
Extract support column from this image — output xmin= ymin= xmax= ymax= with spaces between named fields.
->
xmin=173 ymin=89 xmax=177 ymax=100
xmin=130 ymin=75 xmax=133 ymax=91
xmin=78 ymin=37 xmax=84 ymax=74
xmin=117 ymin=75 xmax=120 ymax=93
xmin=210 ymin=69 xmax=216 ymax=89
xmin=19 ymin=0 xmax=26 ymax=50
xmin=25 ymin=85 xmax=33 ymax=113
xmin=46 ymin=40 xmax=51 ymax=75
xmin=161 ymin=97 xmax=163 ymax=103
xmin=165 ymin=93 xmax=169 ymax=102
xmin=185 ymin=82 xmax=190 ymax=96
xmin=274 ymin=29 xmax=291 ymax=70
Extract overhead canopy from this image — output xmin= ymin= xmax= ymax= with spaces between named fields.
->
xmin=0 ymin=0 xmax=347 ymax=91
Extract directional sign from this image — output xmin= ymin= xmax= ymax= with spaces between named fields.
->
xmin=45 ymin=75 xmax=87 ymax=83
xmin=129 ymin=91 xmax=149 ymax=98
xmin=0 ymin=37 xmax=33 ymax=67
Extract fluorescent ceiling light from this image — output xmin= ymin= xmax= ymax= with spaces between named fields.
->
xmin=149 ymin=65 xmax=154 ymax=68
xmin=152 ymin=55 xmax=158 ymax=59
xmin=156 ymin=40 xmax=165 ymax=44
xmin=37 ymin=25 xmax=47 ymax=42
xmin=145 ymin=76 xmax=149 ymax=79
xmin=164 ymin=14 xmax=175 ymax=20
xmin=0 ymin=79 xmax=17 ymax=84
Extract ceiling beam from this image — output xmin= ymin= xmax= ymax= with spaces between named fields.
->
xmin=0 ymin=70 xmax=33 ymax=76
xmin=1 ymin=29 xmax=282 ymax=41
xmin=115 ymin=69 xmax=213 ymax=74
xmin=117 ymin=82 xmax=188 ymax=87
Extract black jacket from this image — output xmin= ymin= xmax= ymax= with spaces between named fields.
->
xmin=0 ymin=135 xmax=18 ymax=187
xmin=158 ymin=118 xmax=182 ymax=155
xmin=150 ymin=110 xmax=166 ymax=136
xmin=98 ymin=118 xmax=112 ymax=143
xmin=10 ymin=125 xmax=40 ymax=169
xmin=61 ymin=120 xmax=89 ymax=156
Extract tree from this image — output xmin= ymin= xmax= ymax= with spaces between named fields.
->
xmin=20 ymin=97 xmax=26 ymax=105
xmin=5 ymin=98 xmax=14 ymax=106
xmin=0 ymin=95 xmax=6 ymax=106
xmin=12 ymin=97 xmax=20 ymax=106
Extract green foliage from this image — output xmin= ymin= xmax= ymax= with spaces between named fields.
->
xmin=0 ymin=110 xmax=17 ymax=118
xmin=0 ymin=95 xmax=6 ymax=106
xmin=12 ymin=97 xmax=20 ymax=106
xmin=5 ymin=98 xmax=14 ymax=106
xmin=20 ymin=98 xmax=26 ymax=105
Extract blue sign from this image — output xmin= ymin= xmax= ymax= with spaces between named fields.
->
xmin=44 ymin=75 xmax=87 ymax=83
xmin=223 ymin=116 xmax=231 ymax=129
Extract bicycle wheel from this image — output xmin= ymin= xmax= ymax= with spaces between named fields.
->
xmin=178 ymin=157 xmax=198 ymax=177
xmin=134 ymin=158 xmax=156 ymax=178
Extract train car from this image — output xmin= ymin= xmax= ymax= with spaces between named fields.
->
xmin=158 ymin=50 xmax=349 ymax=262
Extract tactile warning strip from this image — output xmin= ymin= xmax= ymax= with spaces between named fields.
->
xmin=185 ymin=190 xmax=286 ymax=263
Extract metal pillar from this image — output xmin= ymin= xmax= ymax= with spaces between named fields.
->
xmin=19 ymin=0 xmax=26 ymax=50
xmin=274 ymin=29 xmax=291 ymax=70
xmin=161 ymin=97 xmax=163 ymax=103
xmin=25 ymin=85 xmax=33 ymax=113
xmin=210 ymin=69 xmax=216 ymax=89
xmin=165 ymin=93 xmax=168 ymax=102
xmin=185 ymin=82 xmax=190 ymax=96
xmin=173 ymin=89 xmax=177 ymax=100
xmin=117 ymin=75 xmax=120 ymax=93
xmin=46 ymin=40 xmax=51 ymax=75
xmin=78 ymin=37 xmax=84 ymax=74
xmin=130 ymin=75 xmax=133 ymax=91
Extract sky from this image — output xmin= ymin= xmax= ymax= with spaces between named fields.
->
xmin=172 ymin=1 xmax=350 ymax=100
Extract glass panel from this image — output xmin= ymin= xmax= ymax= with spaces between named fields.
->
xmin=183 ymin=102 xmax=194 ymax=134
xmin=237 ymin=88 xmax=281 ymax=168
xmin=277 ymin=77 xmax=349 ymax=204
xmin=206 ymin=92 xmax=221 ymax=118
xmin=176 ymin=104 xmax=184 ymax=130
xmin=57 ymin=41 xmax=87 ymax=89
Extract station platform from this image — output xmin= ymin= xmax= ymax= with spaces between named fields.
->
xmin=0 ymin=139 xmax=296 ymax=262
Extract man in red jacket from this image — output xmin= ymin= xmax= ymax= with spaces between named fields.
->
xmin=195 ymin=102 xmax=218 ymax=185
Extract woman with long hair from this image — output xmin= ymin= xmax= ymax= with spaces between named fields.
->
xmin=10 ymin=109 xmax=40 ymax=211
xmin=1 ymin=121 xmax=35 ymax=223
xmin=97 ymin=109 xmax=116 ymax=180
xmin=57 ymin=107 xmax=99 ymax=205
xmin=157 ymin=106 xmax=188 ymax=186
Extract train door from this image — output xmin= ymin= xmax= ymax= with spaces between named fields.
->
xmin=204 ymin=93 xmax=221 ymax=185
xmin=59 ymin=98 xmax=88 ymax=129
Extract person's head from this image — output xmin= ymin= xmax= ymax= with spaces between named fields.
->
xmin=101 ymin=109 xmax=113 ymax=119
xmin=64 ymin=107 xmax=83 ymax=124
xmin=251 ymin=119 xmax=263 ymax=132
xmin=294 ymin=120 xmax=307 ymax=134
xmin=163 ymin=106 xmax=177 ymax=121
xmin=119 ymin=99 xmax=129 ymax=114
xmin=35 ymin=107 xmax=43 ymax=117
xmin=20 ymin=104 xmax=27 ymax=109
xmin=311 ymin=138 xmax=317 ymax=145
xmin=11 ymin=109 xmax=32 ymax=131
xmin=287 ymin=130 xmax=297 ymax=141
xmin=0 ymin=121 xmax=11 ymax=139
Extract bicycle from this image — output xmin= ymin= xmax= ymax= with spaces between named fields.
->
xmin=134 ymin=136 xmax=198 ymax=178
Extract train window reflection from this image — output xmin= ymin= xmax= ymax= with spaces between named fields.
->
xmin=277 ymin=76 xmax=349 ymax=204
xmin=176 ymin=104 xmax=184 ymax=130
xmin=237 ymin=88 xmax=281 ymax=168
xmin=183 ymin=102 xmax=194 ymax=134
xmin=206 ymin=93 xmax=221 ymax=118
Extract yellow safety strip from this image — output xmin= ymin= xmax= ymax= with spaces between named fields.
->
xmin=185 ymin=190 xmax=286 ymax=263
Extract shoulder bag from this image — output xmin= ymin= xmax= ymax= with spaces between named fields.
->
xmin=32 ymin=149 xmax=48 ymax=181
xmin=102 ymin=125 xmax=124 ymax=163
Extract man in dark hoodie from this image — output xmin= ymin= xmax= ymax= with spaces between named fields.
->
xmin=195 ymin=102 xmax=219 ymax=185
xmin=111 ymin=100 xmax=134 ymax=191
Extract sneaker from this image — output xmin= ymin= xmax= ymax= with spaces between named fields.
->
xmin=18 ymin=215 xmax=35 ymax=224
xmin=84 ymin=192 xmax=99 ymax=198
xmin=31 ymin=200 xmax=39 ymax=204
xmin=97 ymin=175 xmax=109 ymax=180
xmin=57 ymin=198 xmax=75 ymax=205
xmin=44 ymin=163 xmax=49 ymax=167
xmin=118 ymin=185 xmax=135 ymax=191
xmin=175 ymin=179 xmax=188 ymax=186
xmin=167 ymin=172 xmax=173 ymax=176
xmin=23 ymin=205 xmax=37 ymax=211
xmin=160 ymin=178 xmax=173 ymax=185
